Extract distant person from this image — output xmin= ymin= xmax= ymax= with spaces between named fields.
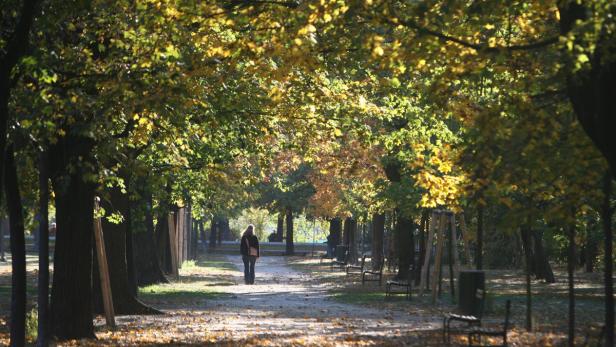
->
xmin=240 ymin=224 xmax=259 ymax=284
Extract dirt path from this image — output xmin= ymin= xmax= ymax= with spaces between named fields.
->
xmin=84 ymin=256 xmax=444 ymax=346
xmin=205 ymin=255 xmax=441 ymax=345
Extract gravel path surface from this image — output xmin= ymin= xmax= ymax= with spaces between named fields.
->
xmin=88 ymin=256 xmax=443 ymax=346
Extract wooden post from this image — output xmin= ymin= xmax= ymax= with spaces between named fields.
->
xmin=419 ymin=212 xmax=437 ymax=295
xmin=431 ymin=212 xmax=446 ymax=303
xmin=459 ymin=213 xmax=472 ymax=265
xmin=167 ymin=213 xmax=179 ymax=278
xmin=93 ymin=197 xmax=116 ymax=328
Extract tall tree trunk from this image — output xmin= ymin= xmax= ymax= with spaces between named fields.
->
xmin=49 ymin=136 xmax=96 ymax=340
xmin=521 ymin=225 xmax=533 ymax=331
xmin=135 ymin=189 xmax=167 ymax=286
xmin=567 ymin=220 xmax=576 ymax=347
xmin=156 ymin=211 xmax=171 ymax=273
xmin=216 ymin=215 xmax=223 ymax=246
xmin=37 ymin=151 xmax=50 ymax=347
xmin=0 ymin=218 xmax=5 ymax=262
xmin=329 ymin=218 xmax=342 ymax=253
xmin=276 ymin=213 xmax=284 ymax=241
xmin=371 ymin=213 xmax=385 ymax=271
xmin=558 ymin=3 xmax=616 ymax=177
xmin=532 ymin=231 xmax=556 ymax=283
xmin=125 ymin=189 xmax=137 ymax=296
xmin=190 ymin=218 xmax=198 ymax=260
xmin=209 ymin=216 xmax=217 ymax=249
xmin=476 ymin=206 xmax=483 ymax=270
xmin=93 ymin=186 xmax=158 ymax=315
xmin=0 ymin=0 xmax=40 ymax=195
xmin=396 ymin=214 xmax=413 ymax=280
xmin=5 ymin=146 xmax=26 ymax=346
xmin=346 ymin=218 xmax=358 ymax=264
xmin=415 ymin=210 xmax=428 ymax=285
xmin=285 ymin=208 xmax=294 ymax=255
xmin=199 ymin=220 xmax=206 ymax=252
xmin=343 ymin=217 xmax=351 ymax=248
xmin=601 ymin=172 xmax=614 ymax=347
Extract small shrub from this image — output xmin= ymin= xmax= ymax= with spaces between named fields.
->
xmin=181 ymin=260 xmax=197 ymax=269
xmin=26 ymin=306 xmax=38 ymax=341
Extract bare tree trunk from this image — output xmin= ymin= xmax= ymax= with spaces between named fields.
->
xmin=285 ymin=208 xmax=294 ymax=255
xmin=415 ymin=210 xmax=428 ymax=285
xmin=521 ymin=226 xmax=533 ymax=331
xmin=276 ymin=213 xmax=284 ymax=241
xmin=567 ymin=219 xmax=576 ymax=347
xmin=49 ymin=135 xmax=96 ymax=340
xmin=602 ymin=172 xmax=614 ymax=347
xmin=5 ymin=146 xmax=25 ymax=346
xmin=209 ymin=216 xmax=217 ymax=249
xmin=476 ymin=206 xmax=483 ymax=270
xmin=395 ymin=214 xmax=413 ymax=280
xmin=532 ymin=231 xmax=556 ymax=283
xmin=37 ymin=151 xmax=50 ymax=347
xmin=371 ymin=214 xmax=385 ymax=271
xmin=135 ymin=189 xmax=167 ymax=286
xmin=93 ymin=186 xmax=159 ymax=315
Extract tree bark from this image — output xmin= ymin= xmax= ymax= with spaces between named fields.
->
xmin=135 ymin=189 xmax=167 ymax=286
xmin=395 ymin=214 xmax=413 ymax=280
xmin=346 ymin=218 xmax=358 ymax=264
xmin=209 ymin=216 xmax=217 ymax=249
xmin=415 ymin=210 xmax=428 ymax=285
xmin=93 ymin=186 xmax=158 ymax=315
xmin=343 ymin=217 xmax=351 ymax=248
xmin=5 ymin=146 xmax=26 ymax=346
xmin=371 ymin=213 xmax=385 ymax=271
xmin=285 ymin=208 xmax=294 ymax=255
xmin=49 ymin=135 xmax=96 ymax=340
xmin=532 ymin=231 xmax=556 ymax=283
xmin=476 ymin=206 xmax=483 ymax=270
xmin=558 ymin=3 xmax=616 ymax=178
xmin=521 ymin=225 xmax=533 ymax=331
xmin=601 ymin=172 xmax=614 ymax=347
xmin=0 ymin=0 xmax=40 ymax=192
xmin=37 ymin=151 xmax=50 ymax=347
xmin=276 ymin=213 xmax=284 ymax=241
xmin=125 ymin=190 xmax=137 ymax=296
xmin=567 ymin=220 xmax=576 ymax=347
xmin=0 ymin=218 xmax=5 ymax=262
xmin=216 ymin=215 xmax=223 ymax=246
xmin=328 ymin=218 xmax=342 ymax=253
xmin=155 ymin=210 xmax=171 ymax=273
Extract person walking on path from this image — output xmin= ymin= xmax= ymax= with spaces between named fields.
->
xmin=240 ymin=224 xmax=259 ymax=284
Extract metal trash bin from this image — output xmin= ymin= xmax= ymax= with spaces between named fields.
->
xmin=458 ymin=270 xmax=485 ymax=316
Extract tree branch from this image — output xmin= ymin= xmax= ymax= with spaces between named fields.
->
xmin=392 ymin=17 xmax=558 ymax=53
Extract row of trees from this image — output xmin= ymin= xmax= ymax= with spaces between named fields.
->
xmin=1 ymin=0 xmax=614 ymax=346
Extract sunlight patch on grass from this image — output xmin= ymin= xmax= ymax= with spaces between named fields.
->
xmin=331 ymin=291 xmax=387 ymax=304
xmin=139 ymin=282 xmax=230 ymax=302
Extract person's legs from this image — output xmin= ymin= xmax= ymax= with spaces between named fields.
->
xmin=242 ymin=256 xmax=250 ymax=284
xmin=249 ymin=256 xmax=256 ymax=284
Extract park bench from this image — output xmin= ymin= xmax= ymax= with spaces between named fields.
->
xmin=385 ymin=276 xmax=412 ymax=300
xmin=384 ymin=264 xmax=416 ymax=300
xmin=362 ymin=257 xmax=384 ymax=285
xmin=346 ymin=255 xmax=366 ymax=276
xmin=466 ymin=300 xmax=511 ymax=347
xmin=443 ymin=288 xmax=486 ymax=343
xmin=330 ymin=245 xmax=349 ymax=271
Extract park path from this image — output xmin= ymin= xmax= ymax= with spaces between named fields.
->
xmin=91 ymin=256 xmax=443 ymax=346
xmin=190 ymin=255 xmax=442 ymax=345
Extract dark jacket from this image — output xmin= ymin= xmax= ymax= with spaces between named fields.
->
xmin=240 ymin=234 xmax=260 ymax=257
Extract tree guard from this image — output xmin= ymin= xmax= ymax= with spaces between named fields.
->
xmin=93 ymin=197 xmax=115 ymax=328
